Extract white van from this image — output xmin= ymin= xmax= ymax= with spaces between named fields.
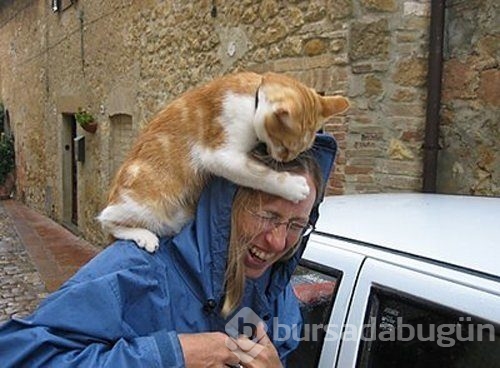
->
xmin=290 ymin=194 xmax=500 ymax=367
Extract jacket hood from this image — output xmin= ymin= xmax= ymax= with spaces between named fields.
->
xmin=168 ymin=133 xmax=337 ymax=310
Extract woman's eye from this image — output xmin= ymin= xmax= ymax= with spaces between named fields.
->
xmin=259 ymin=212 xmax=278 ymax=220
xmin=289 ymin=222 xmax=307 ymax=231
xmin=256 ymin=214 xmax=276 ymax=222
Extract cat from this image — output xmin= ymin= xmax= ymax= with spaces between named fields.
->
xmin=97 ymin=71 xmax=349 ymax=252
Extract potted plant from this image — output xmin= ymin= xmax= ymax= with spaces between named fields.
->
xmin=75 ymin=108 xmax=98 ymax=133
xmin=0 ymin=133 xmax=15 ymax=199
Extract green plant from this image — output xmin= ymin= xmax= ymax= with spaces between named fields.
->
xmin=75 ymin=108 xmax=95 ymax=127
xmin=0 ymin=133 xmax=15 ymax=185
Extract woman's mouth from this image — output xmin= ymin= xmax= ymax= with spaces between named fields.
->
xmin=248 ymin=246 xmax=274 ymax=263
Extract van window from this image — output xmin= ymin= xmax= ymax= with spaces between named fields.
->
xmin=357 ymin=287 xmax=500 ymax=368
xmin=288 ymin=261 xmax=341 ymax=368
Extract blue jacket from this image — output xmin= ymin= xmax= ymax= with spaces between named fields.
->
xmin=0 ymin=134 xmax=336 ymax=367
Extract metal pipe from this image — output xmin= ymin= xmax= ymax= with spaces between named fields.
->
xmin=422 ymin=0 xmax=446 ymax=193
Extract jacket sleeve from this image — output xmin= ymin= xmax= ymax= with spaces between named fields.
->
xmin=0 ymin=248 xmax=185 ymax=368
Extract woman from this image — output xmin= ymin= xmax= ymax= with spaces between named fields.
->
xmin=0 ymin=134 xmax=336 ymax=367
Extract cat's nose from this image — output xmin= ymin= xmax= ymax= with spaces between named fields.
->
xmin=268 ymin=146 xmax=284 ymax=162
xmin=282 ymin=150 xmax=297 ymax=163
xmin=276 ymin=147 xmax=292 ymax=162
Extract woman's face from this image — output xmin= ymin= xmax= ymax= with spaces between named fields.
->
xmin=237 ymin=174 xmax=317 ymax=279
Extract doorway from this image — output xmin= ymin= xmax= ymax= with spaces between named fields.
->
xmin=62 ymin=113 xmax=78 ymax=226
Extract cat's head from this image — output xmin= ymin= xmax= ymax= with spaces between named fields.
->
xmin=254 ymin=72 xmax=349 ymax=162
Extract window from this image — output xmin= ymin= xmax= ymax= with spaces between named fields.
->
xmin=109 ymin=113 xmax=134 ymax=182
xmin=357 ymin=287 xmax=500 ymax=368
xmin=288 ymin=261 xmax=341 ymax=368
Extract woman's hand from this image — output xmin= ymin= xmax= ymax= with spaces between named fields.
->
xmin=178 ymin=332 xmax=241 ymax=368
xmin=227 ymin=323 xmax=283 ymax=368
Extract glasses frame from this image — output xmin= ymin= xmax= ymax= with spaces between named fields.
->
xmin=245 ymin=208 xmax=315 ymax=241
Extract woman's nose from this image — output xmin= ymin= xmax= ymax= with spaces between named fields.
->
xmin=264 ymin=224 xmax=288 ymax=252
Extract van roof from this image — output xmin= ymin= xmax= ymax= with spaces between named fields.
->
xmin=315 ymin=193 xmax=500 ymax=279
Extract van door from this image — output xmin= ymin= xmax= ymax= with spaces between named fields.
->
xmin=337 ymin=259 xmax=500 ymax=367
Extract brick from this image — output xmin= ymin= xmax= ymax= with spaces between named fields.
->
xmin=354 ymin=175 xmax=374 ymax=183
xmin=401 ymin=130 xmax=424 ymax=142
xmin=377 ymin=174 xmax=422 ymax=190
xmin=379 ymin=159 xmax=422 ymax=176
xmin=345 ymin=165 xmax=374 ymax=175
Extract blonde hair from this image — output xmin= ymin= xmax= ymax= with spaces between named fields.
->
xmin=221 ymin=150 xmax=323 ymax=317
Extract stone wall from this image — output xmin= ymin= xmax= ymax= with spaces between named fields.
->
xmin=129 ymin=0 xmax=432 ymax=196
xmin=439 ymin=0 xmax=499 ymax=195
xmin=0 ymin=0 xmax=495 ymax=245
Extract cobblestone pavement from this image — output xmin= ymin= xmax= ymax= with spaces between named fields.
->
xmin=0 ymin=203 xmax=47 ymax=323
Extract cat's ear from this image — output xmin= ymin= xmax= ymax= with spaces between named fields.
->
xmin=274 ymin=106 xmax=293 ymax=128
xmin=320 ymin=95 xmax=350 ymax=118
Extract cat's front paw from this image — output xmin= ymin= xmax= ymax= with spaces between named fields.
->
xmin=134 ymin=230 xmax=160 ymax=253
xmin=280 ymin=173 xmax=310 ymax=202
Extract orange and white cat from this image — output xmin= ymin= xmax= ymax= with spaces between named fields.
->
xmin=98 ymin=72 xmax=349 ymax=252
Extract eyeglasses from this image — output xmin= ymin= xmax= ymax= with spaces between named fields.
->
xmin=245 ymin=209 xmax=315 ymax=242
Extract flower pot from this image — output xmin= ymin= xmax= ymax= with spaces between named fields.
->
xmin=82 ymin=122 xmax=98 ymax=133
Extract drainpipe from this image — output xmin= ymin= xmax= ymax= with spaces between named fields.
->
xmin=422 ymin=0 xmax=445 ymax=193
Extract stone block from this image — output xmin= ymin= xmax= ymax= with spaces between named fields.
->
xmin=350 ymin=19 xmax=389 ymax=61
xmin=403 ymin=1 xmax=430 ymax=17
xmin=478 ymin=69 xmax=500 ymax=107
xmin=304 ymin=38 xmax=329 ymax=56
xmin=390 ymin=88 xmax=417 ymax=102
xmin=305 ymin=2 xmax=327 ymax=22
xmin=361 ymin=0 xmax=397 ymax=12
xmin=387 ymin=139 xmax=414 ymax=160
xmin=328 ymin=0 xmax=353 ymax=20
xmin=364 ymin=74 xmax=383 ymax=96
xmin=442 ymin=59 xmax=478 ymax=101
xmin=259 ymin=0 xmax=280 ymax=19
xmin=386 ymin=102 xmax=426 ymax=117
xmin=392 ymin=57 xmax=427 ymax=87
xmin=352 ymin=63 xmax=389 ymax=78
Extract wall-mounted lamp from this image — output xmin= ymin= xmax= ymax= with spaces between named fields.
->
xmin=52 ymin=0 xmax=60 ymax=12
xmin=74 ymin=135 xmax=85 ymax=163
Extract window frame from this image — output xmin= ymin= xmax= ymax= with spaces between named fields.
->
xmin=297 ymin=235 xmax=365 ymax=367
xmin=336 ymin=258 xmax=500 ymax=367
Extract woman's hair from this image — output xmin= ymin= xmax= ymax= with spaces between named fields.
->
xmin=221 ymin=146 xmax=324 ymax=318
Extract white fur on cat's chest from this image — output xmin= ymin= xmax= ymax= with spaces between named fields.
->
xmin=219 ymin=91 xmax=270 ymax=150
